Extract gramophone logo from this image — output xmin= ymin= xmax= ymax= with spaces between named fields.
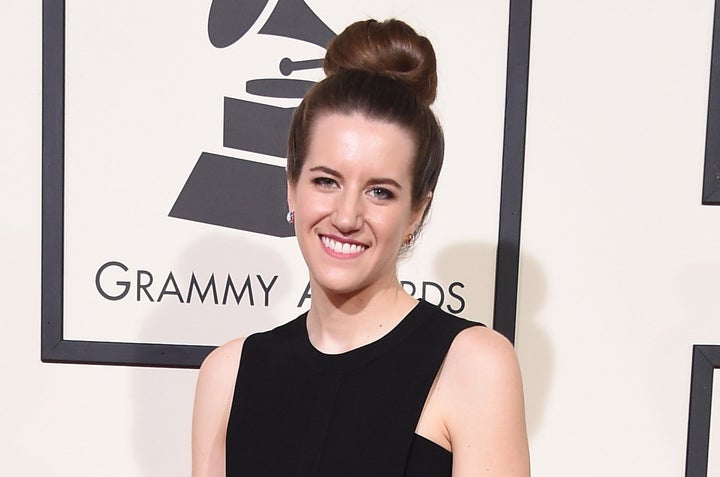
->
xmin=169 ymin=0 xmax=336 ymax=237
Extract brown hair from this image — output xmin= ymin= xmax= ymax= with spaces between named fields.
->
xmin=287 ymin=19 xmax=444 ymax=232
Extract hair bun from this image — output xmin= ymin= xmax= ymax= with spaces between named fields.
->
xmin=323 ymin=19 xmax=438 ymax=106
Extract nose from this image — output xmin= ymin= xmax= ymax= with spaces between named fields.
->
xmin=331 ymin=191 xmax=363 ymax=233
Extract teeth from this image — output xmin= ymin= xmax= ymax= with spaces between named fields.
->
xmin=333 ymin=241 xmax=343 ymax=253
xmin=321 ymin=236 xmax=366 ymax=255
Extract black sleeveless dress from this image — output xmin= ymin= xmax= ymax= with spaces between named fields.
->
xmin=226 ymin=299 xmax=481 ymax=476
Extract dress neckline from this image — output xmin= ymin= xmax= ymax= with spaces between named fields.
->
xmin=293 ymin=299 xmax=431 ymax=374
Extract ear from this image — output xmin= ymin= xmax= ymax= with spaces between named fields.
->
xmin=408 ymin=191 xmax=432 ymax=234
xmin=286 ymin=176 xmax=296 ymax=213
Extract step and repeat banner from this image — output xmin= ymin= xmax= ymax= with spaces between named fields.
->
xmin=36 ymin=1 xmax=720 ymax=475
xmin=46 ymin=0 xmax=513 ymax=364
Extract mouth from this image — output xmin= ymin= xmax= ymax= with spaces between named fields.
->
xmin=320 ymin=235 xmax=368 ymax=256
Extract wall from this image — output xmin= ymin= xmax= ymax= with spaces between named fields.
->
xmin=1 ymin=0 xmax=718 ymax=475
xmin=516 ymin=1 xmax=720 ymax=474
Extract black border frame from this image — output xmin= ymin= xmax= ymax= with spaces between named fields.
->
xmin=493 ymin=0 xmax=532 ymax=343
xmin=41 ymin=0 xmax=533 ymax=368
xmin=685 ymin=345 xmax=720 ymax=476
xmin=42 ymin=0 xmax=218 ymax=368
xmin=704 ymin=0 xmax=720 ymax=205
xmin=685 ymin=0 xmax=720 ymax=472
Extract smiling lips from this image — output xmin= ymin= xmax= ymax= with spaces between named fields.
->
xmin=321 ymin=236 xmax=368 ymax=256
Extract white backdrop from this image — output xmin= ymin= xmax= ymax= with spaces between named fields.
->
xmin=61 ymin=0 xmax=508 ymax=347
xmin=2 ymin=0 xmax=720 ymax=475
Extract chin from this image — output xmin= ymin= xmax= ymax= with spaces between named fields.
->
xmin=313 ymin=277 xmax=369 ymax=298
xmin=311 ymin=267 xmax=396 ymax=299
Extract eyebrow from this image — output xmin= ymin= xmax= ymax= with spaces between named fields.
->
xmin=308 ymin=165 xmax=403 ymax=189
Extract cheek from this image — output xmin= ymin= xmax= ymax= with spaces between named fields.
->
xmin=295 ymin=191 xmax=331 ymax=222
xmin=367 ymin=208 xmax=412 ymax=236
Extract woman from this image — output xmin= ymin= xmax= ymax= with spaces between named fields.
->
xmin=192 ymin=18 xmax=529 ymax=477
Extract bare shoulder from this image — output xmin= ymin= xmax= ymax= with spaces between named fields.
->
xmin=444 ymin=326 xmax=521 ymax=379
xmin=438 ymin=326 xmax=524 ymax=414
xmin=193 ymin=337 xmax=246 ymax=424
xmin=191 ymin=338 xmax=246 ymax=477
xmin=198 ymin=337 xmax=246 ymax=380
xmin=440 ymin=325 xmax=525 ymax=411
xmin=438 ymin=326 xmax=530 ymax=476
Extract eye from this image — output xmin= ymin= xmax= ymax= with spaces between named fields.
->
xmin=312 ymin=177 xmax=338 ymax=189
xmin=367 ymin=187 xmax=395 ymax=200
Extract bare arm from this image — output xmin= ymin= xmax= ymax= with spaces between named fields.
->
xmin=191 ymin=338 xmax=245 ymax=477
xmin=442 ymin=327 xmax=530 ymax=476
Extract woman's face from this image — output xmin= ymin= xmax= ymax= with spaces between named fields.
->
xmin=288 ymin=112 xmax=427 ymax=297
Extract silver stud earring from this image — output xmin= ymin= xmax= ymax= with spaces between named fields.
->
xmin=286 ymin=211 xmax=295 ymax=224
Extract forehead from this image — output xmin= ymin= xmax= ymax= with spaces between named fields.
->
xmin=305 ymin=112 xmax=416 ymax=176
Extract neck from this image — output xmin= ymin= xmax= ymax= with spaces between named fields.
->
xmin=305 ymin=279 xmax=418 ymax=354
